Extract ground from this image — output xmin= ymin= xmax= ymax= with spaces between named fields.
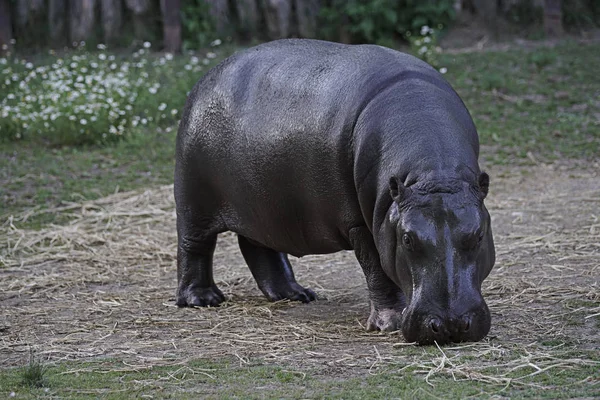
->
xmin=1 ymin=162 xmax=599 ymax=398
xmin=1 ymin=40 xmax=599 ymax=398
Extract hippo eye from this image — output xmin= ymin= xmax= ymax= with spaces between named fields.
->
xmin=402 ymin=233 xmax=414 ymax=250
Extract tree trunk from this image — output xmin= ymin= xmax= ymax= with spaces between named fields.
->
xmin=101 ymin=0 xmax=123 ymax=45
xmin=15 ymin=0 xmax=44 ymax=28
xmin=235 ymin=0 xmax=260 ymax=39
xmin=14 ymin=0 xmax=45 ymax=46
xmin=125 ymin=0 xmax=152 ymax=41
xmin=473 ymin=0 xmax=498 ymax=39
xmin=48 ymin=0 xmax=67 ymax=46
xmin=0 ymin=0 xmax=12 ymax=53
xmin=205 ymin=0 xmax=231 ymax=35
xmin=543 ymin=0 xmax=563 ymax=36
xmin=70 ymin=0 xmax=97 ymax=44
xmin=262 ymin=0 xmax=292 ymax=39
xmin=160 ymin=0 xmax=181 ymax=53
xmin=294 ymin=0 xmax=319 ymax=38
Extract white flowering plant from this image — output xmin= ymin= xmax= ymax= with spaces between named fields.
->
xmin=0 ymin=40 xmax=223 ymax=145
xmin=406 ymin=25 xmax=446 ymax=73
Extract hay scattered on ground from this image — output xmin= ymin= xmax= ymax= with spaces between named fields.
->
xmin=1 ymin=163 xmax=599 ymax=388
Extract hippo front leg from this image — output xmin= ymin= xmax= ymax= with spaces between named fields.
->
xmin=349 ymin=226 xmax=406 ymax=332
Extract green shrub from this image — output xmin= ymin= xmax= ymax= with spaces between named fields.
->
xmin=505 ymin=0 xmax=543 ymax=26
xmin=181 ymin=0 xmax=219 ymax=50
xmin=319 ymin=0 xmax=455 ymax=46
xmin=562 ymin=0 xmax=600 ymax=29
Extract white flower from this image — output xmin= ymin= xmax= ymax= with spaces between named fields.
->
xmin=141 ymin=118 xmax=148 ymax=125
xmin=10 ymin=39 xmax=16 ymax=44
xmin=418 ymin=46 xmax=428 ymax=55
xmin=165 ymin=53 xmax=173 ymax=61
xmin=7 ymin=93 xmax=15 ymax=99
xmin=90 ymin=62 xmax=98 ymax=68
xmin=420 ymin=25 xmax=430 ymax=36
xmin=206 ymin=52 xmax=216 ymax=59
xmin=423 ymin=36 xmax=431 ymax=43
xmin=70 ymin=62 xmax=77 ymax=68
xmin=149 ymin=87 xmax=157 ymax=94
xmin=25 ymin=62 xmax=33 ymax=69
xmin=439 ymin=67 xmax=448 ymax=74
xmin=143 ymin=41 xmax=151 ymax=48
xmin=185 ymin=64 xmax=192 ymax=70
xmin=80 ymin=118 xmax=87 ymax=125
xmin=171 ymin=109 xmax=178 ymax=116
xmin=99 ymin=54 xmax=107 ymax=60
xmin=1 ymin=44 xmax=7 ymax=51
xmin=69 ymin=115 xmax=76 ymax=121
xmin=158 ymin=102 xmax=167 ymax=111
xmin=210 ymin=39 xmax=222 ymax=47
xmin=97 ymin=43 xmax=107 ymax=50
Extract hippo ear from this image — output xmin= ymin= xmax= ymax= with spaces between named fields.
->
xmin=389 ymin=177 xmax=408 ymax=202
xmin=478 ymin=172 xmax=490 ymax=199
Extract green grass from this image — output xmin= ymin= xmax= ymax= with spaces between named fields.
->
xmin=1 ymin=353 xmax=598 ymax=399
xmin=18 ymin=352 xmax=48 ymax=389
xmin=441 ymin=41 xmax=600 ymax=163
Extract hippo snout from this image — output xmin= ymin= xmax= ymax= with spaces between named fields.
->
xmin=402 ymin=301 xmax=491 ymax=345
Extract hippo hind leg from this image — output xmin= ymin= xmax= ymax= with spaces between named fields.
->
xmin=237 ymin=235 xmax=316 ymax=303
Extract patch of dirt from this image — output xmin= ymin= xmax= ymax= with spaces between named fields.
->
xmin=1 ymin=162 xmax=599 ymax=387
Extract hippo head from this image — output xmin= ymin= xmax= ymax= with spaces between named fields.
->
xmin=378 ymin=172 xmax=495 ymax=345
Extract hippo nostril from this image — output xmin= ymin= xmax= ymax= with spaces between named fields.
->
xmin=459 ymin=315 xmax=472 ymax=333
xmin=430 ymin=318 xmax=442 ymax=334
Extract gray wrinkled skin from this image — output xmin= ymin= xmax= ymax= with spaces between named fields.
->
xmin=175 ymin=39 xmax=496 ymax=345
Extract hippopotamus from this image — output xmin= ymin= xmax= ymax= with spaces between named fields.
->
xmin=174 ymin=39 xmax=495 ymax=345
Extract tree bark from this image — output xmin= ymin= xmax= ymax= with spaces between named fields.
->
xmin=205 ymin=0 xmax=231 ymax=35
xmin=15 ymin=0 xmax=45 ymax=29
xmin=235 ymin=0 xmax=260 ymax=38
xmin=125 ymin=0 xmax=153 ymax=41
xmin=294 ymin=0 xmax=319 ymax=38
xmin=473 ymin=0 xmax=498 ymax=39
xmin=160 ymin=0 xmax=181 ymax=53
xmin=101 ymin=0 xmax=123 ymax=45
xmin=48 ymin=0 xmax=67 ymax=46
xmin=0 ymin=0 xmax=12 ymax=53
xmin=70 ymin=0 xmax=97 ymax=43
xmin=543 ymin=0 xmax=563 ymax=36
xmin=262 ymin=0 xmax=292 ymax=39
xmin=14 ymin=0 xmax=45 ymax=46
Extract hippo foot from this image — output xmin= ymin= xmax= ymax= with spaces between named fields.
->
xmin=176 ymin=285 xmax=226 ymax=307
xmin=263 ymin=282 xmax=317 ymax=303
xmin=366 ymin=306 xmax=404 ymax=332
